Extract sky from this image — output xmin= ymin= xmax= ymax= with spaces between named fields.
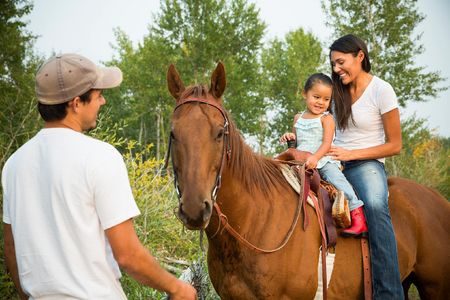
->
xmin=25 ymin=0 xmax=450 ymax=137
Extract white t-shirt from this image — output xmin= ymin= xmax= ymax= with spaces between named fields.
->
xmin=2 ymin=128 xmax=140 ymax=299
xmin=333 ymin=76 xmax=398 ymax=163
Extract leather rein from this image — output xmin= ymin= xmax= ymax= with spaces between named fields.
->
xmin=164 ymin=97 xmax=302 ymax=254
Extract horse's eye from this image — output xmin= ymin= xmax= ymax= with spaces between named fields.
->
xmin=216 ymin=129 xmax=224 ymax=140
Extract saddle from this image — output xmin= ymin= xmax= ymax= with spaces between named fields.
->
xmin=275 ymin=148 xmax=351 ymax=233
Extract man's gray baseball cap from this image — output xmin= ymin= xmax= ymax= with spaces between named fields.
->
xmin=35 ymin=53 xmax=123 ymax=104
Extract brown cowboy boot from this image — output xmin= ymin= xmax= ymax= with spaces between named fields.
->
xmin=341 ymin=206 xmax=368 ymax=238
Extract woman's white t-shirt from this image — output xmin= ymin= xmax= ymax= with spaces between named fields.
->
xmin=333 ymin=76 xmax=399 ymax=163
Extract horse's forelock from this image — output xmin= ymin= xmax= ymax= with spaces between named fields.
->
xmin=180 ymin=84 xmax=209 ymax=100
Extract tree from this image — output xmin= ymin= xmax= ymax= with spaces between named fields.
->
xmin=0 ymin=0 xmax=42 ymax=167
xmin=0 ymin=1 xmax=43 ymax=298
xmin=106 ymin=0 xmax=267 ymax=158
xmin=152 ymin=0 xmax=267 ymax=136
xmin=321 ymin=0 xmax=447 ymax=106
xmin=261 ymin=28 xmax=325 ymax=153
xmin=386 ymin=115 xmax=449 ymax=198
xmin=106 ymin=29 xmax=177 ymax=159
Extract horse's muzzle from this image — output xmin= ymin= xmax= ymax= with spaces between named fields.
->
xmin=178 ymin=198 xmax=212 ymax=230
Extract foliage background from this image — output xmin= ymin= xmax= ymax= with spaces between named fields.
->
xmin=0 ymin=0 xmax=448 ymax=299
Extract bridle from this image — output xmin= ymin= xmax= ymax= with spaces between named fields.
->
xmin=164 ymin=96 xmax=303 ymax=255
xmin=164 ymin=97 xmax=231 ymax=205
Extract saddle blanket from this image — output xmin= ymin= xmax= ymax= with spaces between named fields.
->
xmin=315 ymin=250 xmax=335 ymax=299
xmin=279 ymin=163 xmax=316 ymax=207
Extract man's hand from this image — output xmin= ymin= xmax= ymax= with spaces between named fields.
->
xmin=106 ymin=219 xmax=197 ymax=299
xmin=169 ymin=280 xmax=197 ymax=300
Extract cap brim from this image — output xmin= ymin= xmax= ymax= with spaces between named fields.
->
xmin=93 ymin=66 xmax=123 ymax=89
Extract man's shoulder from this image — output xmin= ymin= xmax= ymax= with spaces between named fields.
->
xmin=80 ymin=135 xmax=121 ymax=159
xmin=3 ymin=132 xmax=40 ymax=166
xmin=80 ymin=134 xmax=115 ymax=149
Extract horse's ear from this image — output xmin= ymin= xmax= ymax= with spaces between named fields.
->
xmin=167 ymin=64 xmax=185 ymax=100
xmin=210 ymin=61 xmax=226 ymax=99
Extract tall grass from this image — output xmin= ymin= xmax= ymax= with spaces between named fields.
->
xmin=121 ymin=141 xmax=203 ymax=298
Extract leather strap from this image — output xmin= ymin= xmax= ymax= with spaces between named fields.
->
xmin=299 ymin=165 xmax=310 ymax=230
xmin=361 ymin=238 xmax=373 ymax=300
xmin=308 ymin=169 xmax=337 ymax=247
xmin=309 ymin=188 xmax=328 ymax=300
xmin=321 ymin=241 xmax=328 ymax=300
xmin=210 ymin=187 xmax=303 ymax=253
xmin=319 ymin=188 xmax=337 ymax=247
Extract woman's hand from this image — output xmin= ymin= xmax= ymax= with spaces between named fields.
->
xmin=328 ymin=146 xmax=354 ymax=161
xmin=280 ymin=132 xmax=296 ymax=143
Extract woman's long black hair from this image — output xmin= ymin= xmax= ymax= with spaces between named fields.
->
xmin=329 ymin=34 xmax=371 ymax=130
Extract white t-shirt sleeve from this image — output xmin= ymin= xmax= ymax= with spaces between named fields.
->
xmin=91 ymin=147 xmax=140 ymax=230
xmin=2 ymin=162 xmax=11 ymax=224
xmin=377 ymin=80 xmax=398 ymax=115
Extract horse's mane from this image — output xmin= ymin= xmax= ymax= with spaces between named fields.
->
xmin=180 ymin=85 xmax=288 ymax=195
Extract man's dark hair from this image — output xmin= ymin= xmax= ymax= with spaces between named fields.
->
xmin=38 ymin=89 xmax=94 ymax=121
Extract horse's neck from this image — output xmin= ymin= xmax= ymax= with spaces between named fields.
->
xmin=221 ymin=135 xmax=285 ymax=202
xmin=216 ymin=166 xmax=256 ymax=216
xmin=207 ymin=131 xmax=304 ymax=233
xmin=215 ymin=152 xmax=286 ymax=225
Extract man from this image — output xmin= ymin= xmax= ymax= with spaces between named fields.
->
xmin=2 ymin=53 xmax=196 ymax=299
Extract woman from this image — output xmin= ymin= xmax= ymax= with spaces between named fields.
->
xmin=328 ymin=34 xmax=404 ymax=299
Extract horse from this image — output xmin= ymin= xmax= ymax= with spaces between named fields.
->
xmin=166 ymin=62 xmax=450 ymax=299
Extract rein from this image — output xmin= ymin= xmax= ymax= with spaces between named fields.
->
xmin=210 ymin=202 xmax=301 ymax=253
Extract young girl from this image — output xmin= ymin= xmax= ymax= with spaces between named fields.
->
xmin=280 ymin=73 xmax=367 ymax=237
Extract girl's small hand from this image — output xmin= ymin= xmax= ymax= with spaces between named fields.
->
xmin=305 ymin=156 xmax=318 ymax=169
xmin=280 ymin=132 xmax=296 ymax=143
xmin=329 ymin=146 xmax=353 ymax=161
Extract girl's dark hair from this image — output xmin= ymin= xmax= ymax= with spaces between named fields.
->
xmin=38 ymin=89 xmax=94 ymax=121
xmin=303 ymin=73 xmax=332 ymax=93
xmin=329 ymin=34 xmax=371 ymax=130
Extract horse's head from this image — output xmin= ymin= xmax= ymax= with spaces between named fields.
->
xmin=167 ymin=62 xmax=228 ymax=230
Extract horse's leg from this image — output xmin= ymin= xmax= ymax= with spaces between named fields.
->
xmin=327 ymin=237 xmax=365 ymax=299
xmin=413 ymin=272 xmax=450 ymax=300
xmin=401 ymin=272 xmax=414 ymax=300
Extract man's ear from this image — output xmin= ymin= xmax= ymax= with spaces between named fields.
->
xmin=67 ymin=97 xmax=80 ymax=112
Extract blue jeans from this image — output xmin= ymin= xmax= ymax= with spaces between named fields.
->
xmin=342 ymin=160 xmax=404 ymax=299
xmin=318 ymin=162 xmax=364 ymax=211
